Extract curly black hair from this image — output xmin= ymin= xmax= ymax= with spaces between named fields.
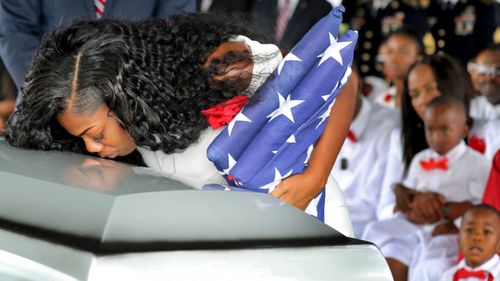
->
xmin=400 ymin=53 xmax=473 ymax=173
xmin=6 ymin=13 xmax=267 ymax=156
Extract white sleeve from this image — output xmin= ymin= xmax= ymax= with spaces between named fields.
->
xmin=377 ymin=128 xmax=404 ymax=219
xmin=468 ymin=154 xmax=492 ymax=203
xmin=402 ymin=155 xmax=419 ymax=189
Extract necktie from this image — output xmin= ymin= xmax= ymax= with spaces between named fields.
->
xmin=347 ymin=130 xmax=357 ymax=143
xmin=95 ymin=0 xmax=106 ymax=19
xmin=419 ymin=157 xmax=448 ymax=171
xmin=453 ymin=268 xmax=493 ymax=281
xmin=275 ymin=0 xmax=291 ymax=43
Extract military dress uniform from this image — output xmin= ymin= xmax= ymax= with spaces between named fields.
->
xmin=425 ymin=0 xmax=496 ymax=65
xmin=350 ymin=0 xmax=428 ymax=77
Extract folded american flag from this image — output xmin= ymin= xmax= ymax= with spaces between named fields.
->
xmin=206 ymin=5 xmax=358 ymax=222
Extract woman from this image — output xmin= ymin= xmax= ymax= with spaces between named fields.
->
xmin=370 ymin=53 xmax=474 ymax=281
xmin=5 ymin=14 xmax=357 ymax=213
xmin=376 ymin=53 xmax=473 ymax=219
xmin=373 ymin=28 xmax=424 ymax=109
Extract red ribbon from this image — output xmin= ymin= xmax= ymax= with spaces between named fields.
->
xmin=347 ymin=130 xmax=357 ymax=142
xmin=383 ymin=93 xmax=393 ymax=103
xmin=419 ymin=157 xmax=449 ymax=171
xmin=453 ymin=268 xmax=493 ymax=281
xmin=469 ymin=135 xmax=486 ymax=154
xmin=201 ymin=95 xmax=249 ymax=130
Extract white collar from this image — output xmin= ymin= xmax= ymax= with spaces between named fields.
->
xmin=350 ymin=96 xmax=372 ymax=141
xmin=459 ymin=254 xmax=500 ymax=277
xmin=428 ymin=140 xmax=468 ymax=164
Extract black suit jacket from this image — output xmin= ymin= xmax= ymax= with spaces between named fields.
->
xmin=249 ymin=0 xmax=332 ymax=50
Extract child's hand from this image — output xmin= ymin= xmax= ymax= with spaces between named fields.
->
xmin=394 ymin=183 xmax=417 ymax=214
xmin=271 ymin=172 xmax=321 ymax=211
xmin=431 ymin=222 xmax=458 ymax=236
xmin=409 ymin=192 xmax=446 ymax=224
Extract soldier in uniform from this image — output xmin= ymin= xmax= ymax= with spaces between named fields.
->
xmin=349 ymin=0 xmax=428 ymax=78
xmin=425 ymin=0 xmax=496 ymax=65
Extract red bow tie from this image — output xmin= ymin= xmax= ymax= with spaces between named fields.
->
xmin=419 ymin=157 xmax=448 ymax=171
xmin=347 ymin=130 xmax=357 ymax=142
xmin=201 ymin=95 xmax=249 ymax=129
xmin=469 ymin=135 xmax=486 ymax=154
xmin=453 ymin=268 xmax=493 ymax=281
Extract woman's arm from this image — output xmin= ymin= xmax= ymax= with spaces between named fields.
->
xmin=271 ymin=72 xmax=358 ymax=210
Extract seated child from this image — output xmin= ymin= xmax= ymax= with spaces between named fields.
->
xmin=440 ymin=204 xmax=500 ymax=281
xmin=362 ymin=95 xmax=491 ymax=281
xmin=331 ymin=90 xmax=398 ymax=238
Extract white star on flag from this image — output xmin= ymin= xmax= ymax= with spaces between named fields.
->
xmin=277 ymin=52 xmax=302 ymax=75
xmin=258 ymin=167 xmax=293 ymax=193
xmin=227 ymin=112 xmax=252 ymax=136
xmin=317 ymin=33 xmax=352 ymax=66
xmin=222 ymin=154 xmax=237 ymax=175
xmin=305 ymin=192 xmax=322 ymax=217
xmin=321 ymin=93 xmax=333 ymax=102
xmin=316 ymin=100 xmax=336 ymax=129
xmin=341 ymin=66 xmax=352 ymax=85
xmin=267 ymin=92 xmax=305 ymax=123
xmin=304 ymin=145 xmax=314 ymax=164
xmin=286 ymin=135 xmax=296 ymax=143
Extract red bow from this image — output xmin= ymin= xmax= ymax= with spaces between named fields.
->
xmin=469 ymin=135 xmax=486 ymax=154
xmin=419 ymin=157 xmax=449 ymax=171
xmin=201 ymin=95 xmax=249 ymax=130
xmin=453 ymin=268 xmax=493 ymax=281
xmin=347 ymin=130 xmax=357 ymax=142
xmin=383 ymin=93 xmax=393 ymax=103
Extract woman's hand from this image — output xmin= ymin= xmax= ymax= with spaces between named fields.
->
xmin=270 ymin=171 xmax=323 ymax=211
xmin=408 ymin=191 xmax=446 ymax=224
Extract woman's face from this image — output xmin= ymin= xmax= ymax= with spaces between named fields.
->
xmin=57 ymin=104 xmax=137 ymax=158
xmin=383 ymin=35 xmax=421 ymax=81
xmin=408 ymin=64 xmax=441 ymax=119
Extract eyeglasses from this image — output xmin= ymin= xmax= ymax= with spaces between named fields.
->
xmin=467 ymin=62 xmax=500 ymax=76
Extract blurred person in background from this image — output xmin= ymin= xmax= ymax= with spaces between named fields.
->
xmin=424 ymin=0 xmax=495 ymax=65
xmin=468 ymin=44 xmax=500 ymax=120
xmin=248 ymin=0 xmax=335 ymax=50
xmin=349 ymin=0 xmax=428 ymax=78
xmin=374 ymin=28 xmax=424 ymax=109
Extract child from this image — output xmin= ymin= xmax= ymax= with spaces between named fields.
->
xmin=440 ymin=204 xmax=500 ymax=281
xmin=331 ymin=88 xmax=398 ymax=238
xmin=362 ymin=95 xmax=491 ymax=281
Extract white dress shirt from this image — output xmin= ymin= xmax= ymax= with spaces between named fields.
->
xmin=331 ymin=96 xmax=399 ymax=237
xmin=470 ymin=96 xmax=500 ymax=120
xmin=403 ymin=141 xmax=490 ymax=203
xmin=440 ymin=254 xmax=500 ymax=281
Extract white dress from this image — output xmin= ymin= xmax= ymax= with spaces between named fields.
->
xmin=137 ymin=35 xmax=354 ymax=237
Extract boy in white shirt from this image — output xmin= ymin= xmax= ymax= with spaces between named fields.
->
xmin=440 ymin=204 xmax=500 ymax=281
xmin=331 ymin=91 xmax=398 ymax=238
xmin=362 ymin=96 xmax=491 ymax=281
